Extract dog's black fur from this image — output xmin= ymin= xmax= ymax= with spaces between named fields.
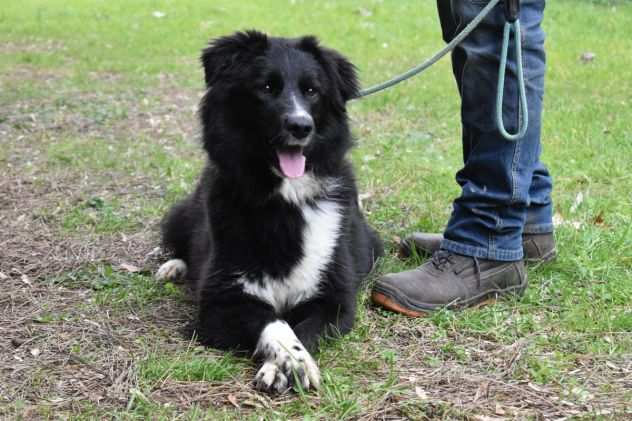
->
xmin=160 ymin=31 xmax=382 ymax=391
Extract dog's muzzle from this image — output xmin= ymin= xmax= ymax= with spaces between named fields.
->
xmin=284 ymin=113 xmax=313 ymax=146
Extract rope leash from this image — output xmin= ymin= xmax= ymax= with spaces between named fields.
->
xmin=355 ymin=0 xmax=528 ymax=141
xmin=497 ymin=2 xmax=529 ymax=140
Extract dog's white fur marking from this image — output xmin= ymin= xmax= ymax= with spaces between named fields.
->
xmin=156 ymin=259 xmax=187 ymax=281
xmin=254 ymin=320 xmax=320 ymax=393
xmin=278 ymin=173 xmax=325 ymax=205
xmin=290 ymin=94 xmax=311 ymax=120
xmin=239 ymin=200 xmax=341 ymax=313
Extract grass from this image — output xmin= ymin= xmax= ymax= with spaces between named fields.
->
xmin=1 ymin=0 xmax=631 ymax=419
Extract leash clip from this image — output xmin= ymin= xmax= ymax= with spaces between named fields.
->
xmin=504 ymin=0 xmax=520 ymax=22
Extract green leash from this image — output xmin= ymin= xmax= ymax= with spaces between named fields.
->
xmin=496 ymin=15 xmax=529 ymax=140
xmin=355 ymin=0 xmax=529 ymax=141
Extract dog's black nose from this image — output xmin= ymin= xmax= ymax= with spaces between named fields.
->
xmin=284 ymin=114 xmax=314 ymax=140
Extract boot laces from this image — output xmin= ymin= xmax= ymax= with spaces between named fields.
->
xmin=431 ymin=250 xmax=454 ymax=270
xmin=432 ymin=250 xmax=482 ymax=288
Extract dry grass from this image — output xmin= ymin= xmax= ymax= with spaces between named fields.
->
xmin=0 ymin=275 xmax=196 ymax=415
xmin=2 ymin=7 xmax=631 ymax=415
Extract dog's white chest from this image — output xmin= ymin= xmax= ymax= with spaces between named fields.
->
xmin=239 ymin=200 xmax=342 ymax=313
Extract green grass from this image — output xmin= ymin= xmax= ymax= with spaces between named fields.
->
xmin=140 ymin=352 xmax=244 ymax=384
xmin=2 ymin=0 xmax=631 ymax=419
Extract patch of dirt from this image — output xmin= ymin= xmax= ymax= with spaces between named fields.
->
xmin=363 ymin=313 xmax=632 ymax=420
xmin=0 ymin=65 xmax=72 ymax=94
xmin=0 ymin=86 xmax=199 ymax=149
xmin=0 ymin=70 xmax=201 ymax=280
xmin=0 ymin=167 xmax=161 ymax=280
xmin=0 ymin=276 xmax=194 ymax=415
xmin=0 ymin=39 xmax=66 ymax=55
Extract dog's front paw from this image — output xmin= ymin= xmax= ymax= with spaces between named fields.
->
xmin=155 ymin=259 xmax=187 ymax=281
xmin=254 ymin=345 xmax=320 ymax=394
xmin=280 ymin=343 xmax=321 ymax=391
xmin=254 ymin=361 xmax=290 ymax=394
xmin=254 ymin=321 xmax=320 ymax=394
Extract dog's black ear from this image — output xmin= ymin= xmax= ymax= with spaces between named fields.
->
xmin=326 ymin=48 xmax=359 ymax=102
xmin=201 ymin=30 xmax=269 ymax=87
xmin=299 ymin=36 xmax=359 ymax=103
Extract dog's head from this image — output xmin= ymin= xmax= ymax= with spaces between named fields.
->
xmin=199 ymin=30 xmax=358 ymax=180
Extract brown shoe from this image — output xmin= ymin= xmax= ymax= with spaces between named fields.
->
xmin=399 ymin=232 xmax=556 ymax=263
xmin=372 ymin=250 xmax=527 ymax=317
xmin=521 ymin=233 xmax=557 ymax=263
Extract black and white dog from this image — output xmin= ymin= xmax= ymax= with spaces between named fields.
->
xmin=156 ymin=31 xmax=383 ymax=394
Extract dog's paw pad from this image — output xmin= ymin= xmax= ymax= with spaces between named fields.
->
xmin=155 ymin=259 xmax=187 ymax=281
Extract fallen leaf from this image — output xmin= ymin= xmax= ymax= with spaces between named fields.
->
xmin=474 ymin=381 xmax=490 ymax=402
xmin=242 ymin=399 xmax=264 ymax=409
xmin=495 ymin=403 xmax=506 ymax=415
xmin=580 ymin=52 xmax=596 ymax=63
xmin=227 ymin=394 xmax=240 ymax=408
xmin=415 ymin=386 xmax=428 ymax=400
xmin=84 ymin=319 xmax=101 ymax=328
xmin=474 ymin=416 xmax=506 ymax=421
xmin=592 ymin=212 xmax=606 ymax=226
xmin=527 ymin=382 xmax=546 ymax=393
xmin=605 ymin=361 xmax=619 ymax=371
xmin=120 ymin=263 xmax=142 ymax=273
xmin=355 ymin=7 xmax=373 ymax=18
xmin=21 ymin=274 xmax=32 ymax=286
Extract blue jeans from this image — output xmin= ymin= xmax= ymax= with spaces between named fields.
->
xmin=437 ymin=0 xmax=554 ymax=261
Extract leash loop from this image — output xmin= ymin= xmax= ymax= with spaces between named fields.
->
xmin=495 ymin=16 xmax=529 ymax=141
xmin=355 ymin=0 xmax=529 ymax=141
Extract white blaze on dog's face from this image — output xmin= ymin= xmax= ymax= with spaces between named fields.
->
xmin=254 ymin=43 xmax=322 ymax=180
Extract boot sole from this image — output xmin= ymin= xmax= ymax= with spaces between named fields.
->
xmin=371 ymin=291 xmax=430 ymax=317
xmin=371 ymin=276 xmax=528 ymax=317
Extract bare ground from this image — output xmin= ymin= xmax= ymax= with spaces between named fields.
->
xmin=1 ymin=67 xmax=630 ymax=419
xmin=0 ymin=65 xmax=199 ymax=281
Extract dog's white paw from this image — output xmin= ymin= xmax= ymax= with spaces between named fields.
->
xmin=254 ymin=361 xmax=290 ymax=393
xmin=155 ymin=259 xmax=187 ymax=281
xmin=254 ymin=321 xmax=320 ymax=394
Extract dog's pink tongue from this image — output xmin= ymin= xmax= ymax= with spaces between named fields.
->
xmin=277 ymin=151 xmax=306 ymax=178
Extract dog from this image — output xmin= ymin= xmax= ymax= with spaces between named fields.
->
xmin=156 ymin=31 xmax=383 ymax=394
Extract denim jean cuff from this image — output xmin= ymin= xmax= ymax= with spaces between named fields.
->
xmin=523 ymin=223 xmax=554 ymax=234
xmin=440 ymin=239 xmax=523 ymax=262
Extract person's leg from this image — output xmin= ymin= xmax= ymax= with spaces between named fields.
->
xmin=440 ymin=0 xmax=550 ymax=260
xmin=372 ymin=0 xmax=552 ymax=316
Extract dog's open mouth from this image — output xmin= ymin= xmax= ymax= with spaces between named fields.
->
xmin=277 ymin=146 xmax=306 ymax=179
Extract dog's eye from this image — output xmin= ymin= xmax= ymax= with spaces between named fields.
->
xmin=304 ymin=87 xmax=319 ymax=98
xmin=262 ymin=82 xmax=282 ymax=96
